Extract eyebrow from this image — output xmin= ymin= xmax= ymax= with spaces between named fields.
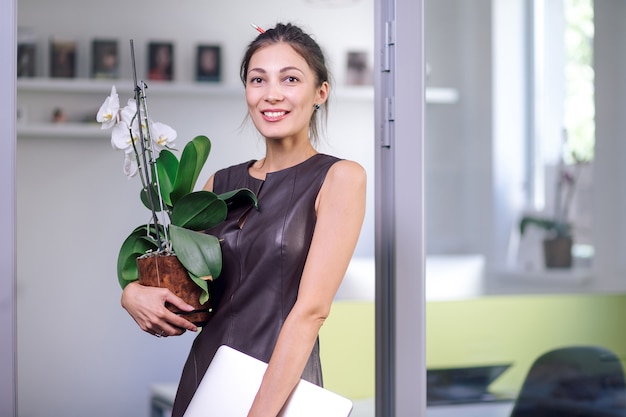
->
xmin=248 ymin=66 xmax=305 ymax=75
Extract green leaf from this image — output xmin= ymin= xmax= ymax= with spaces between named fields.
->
xmin=169 ymin=224 xmax=222 ymax=280
xmin=170 ymin=191 xmax=227 ymax=230
xmin=519 ymin=216 xmax=571 ymax=237
xmin=155 ymin=149 xmax=179 ymax=206
xmin=170 ymin=136 xmax=211 ymax=205
xmin=139 ymin=184 xmax=164 ymax=212
xmin=118 ymin=255 xmax=139 ymax=288
xmin=116 ymin=225 xmax=161 ymax=288
xmin=218 ymin=188 xmax=259 ymax=209
xmin=188 ymin=272 xmax=210 ymax=305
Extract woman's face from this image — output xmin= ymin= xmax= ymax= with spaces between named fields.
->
xmin=245 ymin=43 xmax=328 ymax=142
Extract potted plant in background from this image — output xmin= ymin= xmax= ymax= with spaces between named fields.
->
xmin=519 ymin=131 xmax=587 ymax=269
xmin=97 ymin=84 xmax=256 ymax=326
xmin=520 ymin=215 xmax=573 ymax=268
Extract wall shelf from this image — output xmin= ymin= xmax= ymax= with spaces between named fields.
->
xmin=18 ymin=78 xmax=457 ymax=102
xmin=17 ymin=78 xmax=245 ymax=97
xmin=17 ymin=123 xmax=107 ymax=139
xmin=17 ymin=79 xmax=458 ymax=139
xmin=17 ymin=78 xmax=376 ymax=99
xmin=17 ymin=78 xmax=376 ymax=139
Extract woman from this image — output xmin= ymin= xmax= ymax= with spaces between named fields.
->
xmin=121 ymin=23 xmax=366 ymax=417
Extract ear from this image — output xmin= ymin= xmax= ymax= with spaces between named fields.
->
xmin=315 ymin=81 xmax=330 ymax=106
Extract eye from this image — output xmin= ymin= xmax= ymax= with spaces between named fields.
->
xmin=248 ymin=76 xmax=264 ymax=84
xmin=284 ymin=76 xmax=299 ymax=84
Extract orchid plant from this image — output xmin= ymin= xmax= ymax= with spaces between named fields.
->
xmin=97 ymin=85 xmax=256 ymax=304
xmin=97 ymin=86 xmax=177 ymax=178
xmin=520 ymin=130 xmax=586 ymax=239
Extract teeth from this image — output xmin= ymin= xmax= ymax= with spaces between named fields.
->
xmin=264 ymin=111 xmax=286 ymax=118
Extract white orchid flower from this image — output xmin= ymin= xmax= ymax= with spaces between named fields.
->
xmin=123 ymin=150 xmax=139 ymax=178
xmin=151 ymin=122 xmax=177 ymax=151
xmin=129 ymin=114 xmax=149 ymax=145
xmin=111 ymin=121 xmax=134 ymax=151
xmin=120 ymin=100 xmax=156 ymax=146
xmin=102 ymin=91 xmax=176 ymax=178
xmin=96 ymin=86 xmax=120 ymax=130
xmin=119 ymin=99 xmax=138 ymax=130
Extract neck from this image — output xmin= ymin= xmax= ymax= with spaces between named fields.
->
xmin=252 ymin=138 xmax=317 ymax=176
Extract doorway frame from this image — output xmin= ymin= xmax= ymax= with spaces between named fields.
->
xmin=0 ymin=0 xmax=17 ymax=415
xmin=375 ymin=0 xmax=426 ymax=416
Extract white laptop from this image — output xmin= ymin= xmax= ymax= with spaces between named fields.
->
xmin=183 ymin=345 xmax=353 ymax=417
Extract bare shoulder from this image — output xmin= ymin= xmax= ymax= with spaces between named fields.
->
xmin=326 ymin=159 xmax=367 ymax=186
xmin=317 ymin=160 xmax=366 ymax=208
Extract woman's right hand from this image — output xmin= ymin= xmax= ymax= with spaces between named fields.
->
xmin=121 ymin=281 xmax=198 ymax=337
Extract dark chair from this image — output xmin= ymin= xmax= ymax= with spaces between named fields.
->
xmin=511 ymin=346 xmax=626 ymax=417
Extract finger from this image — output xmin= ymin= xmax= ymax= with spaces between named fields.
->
xmin=156 ymin=323 xmax=187 ymax=337
xmin=153 ymin=315 xmax=193 ymax=336
xmin=164 ymin=309 xmax=198 ymax=332
xmin=161 ymin=294 xmax=199 ymax=332
xmin=163 ymin=291 xmax=195 ymax=312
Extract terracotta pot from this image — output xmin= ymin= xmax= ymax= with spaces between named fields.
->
xmin=543 ymin=236 xmax=573 ymax=269
xmin=137 ymin=253 xmax=212 ymax=326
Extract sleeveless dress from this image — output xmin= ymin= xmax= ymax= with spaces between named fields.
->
xmin=171 ymin=153 xmax=341 ymax=417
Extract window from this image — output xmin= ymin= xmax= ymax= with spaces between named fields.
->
xmin=530 ymin=0 xmax=594 ymax=249
xmin=564 ymin=0 xmax=595 ymax=163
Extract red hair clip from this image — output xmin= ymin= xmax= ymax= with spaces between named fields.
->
xmin=250 ymin=23 xmax=265 ymax=34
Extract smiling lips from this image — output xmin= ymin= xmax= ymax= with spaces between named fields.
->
xmin=262 ymin=110 xmax=289 ymax=121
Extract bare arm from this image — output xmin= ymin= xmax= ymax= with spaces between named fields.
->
xmin=247 ymin=159 xmax=366 ymax=417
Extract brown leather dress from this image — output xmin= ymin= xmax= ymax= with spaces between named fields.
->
xmin=171 ymin=153 xmax=340 ymax=417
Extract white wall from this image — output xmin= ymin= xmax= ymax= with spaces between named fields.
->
xmin=17 ymin=1 xmax=374 ymax=417
xmin=424 ymin=0 xmax=494 ymax=256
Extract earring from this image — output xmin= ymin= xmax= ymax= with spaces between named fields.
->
xmin=314 ymin=103 xmax=321 ymax=111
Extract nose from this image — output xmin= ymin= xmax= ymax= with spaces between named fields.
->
xmin=265 ymin=80 xmax=283 ymax=103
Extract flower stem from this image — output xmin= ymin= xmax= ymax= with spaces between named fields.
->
xmin=131 ymin=39 xmax=162 ymax=250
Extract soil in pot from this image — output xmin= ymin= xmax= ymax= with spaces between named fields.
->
xmin=137 ymin=253 xmax=212 ymax=327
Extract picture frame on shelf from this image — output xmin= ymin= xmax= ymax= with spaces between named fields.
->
xmin=147 ymin=41 xmax=174 ymax=81
xmin=91 ymin=39 xmax=119 ymax=79
xmin=196 ymin=45 xmax=221 ymax=82
xmin=17 ymin=42 xmax=36 ymax=78
xmin=49 ymin=38 xmax=77 ymax=78
xmin=17 ymin=27 xmax=37 ymax=78
xmin=345 ymin=51 xmax=372 ymax=86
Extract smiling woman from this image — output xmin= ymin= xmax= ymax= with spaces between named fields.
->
xmin=13 ymin=0 xmax=378 ymax=414
xmin=244 ymin=42 xmax=329 ymax=163
xmin=240 ymin=23 xmax=331 ymax=146
xmin=119 ymin=22 xmax=367 ymax=417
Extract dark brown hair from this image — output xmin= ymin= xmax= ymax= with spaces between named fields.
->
xmin=240 ymin=23 xmax=330 ymax=143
